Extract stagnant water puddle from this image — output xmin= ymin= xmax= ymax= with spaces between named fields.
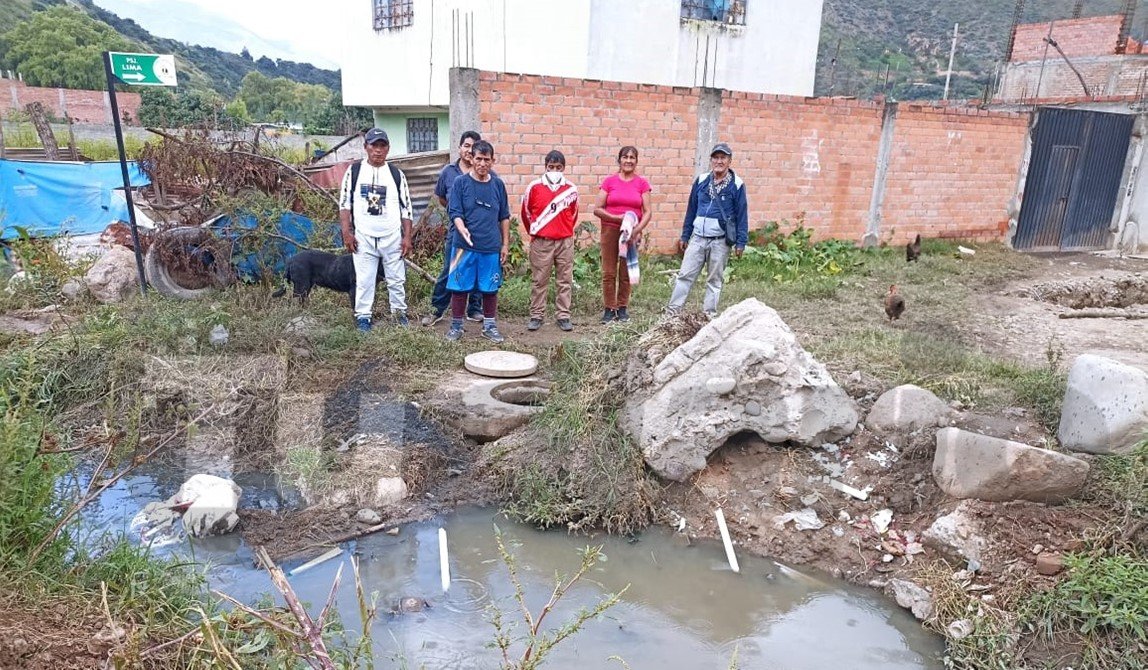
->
xmin=80 ymin=472 xmax=944 ymax=669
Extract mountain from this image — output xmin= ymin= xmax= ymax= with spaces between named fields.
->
xmin=88 ymin=0 xmax=339 ymax=71
xmin=816 ymin=0 xmax=1148 ymax=100
xmin=74 ymin=0 xmax=339 ymax=96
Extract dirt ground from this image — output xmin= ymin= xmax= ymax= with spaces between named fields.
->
xmin=972 ymin=253 xmax=1148 ymax=372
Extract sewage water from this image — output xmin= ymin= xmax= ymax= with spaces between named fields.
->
xmin=85 ymin=472 xmax=944 ymax=669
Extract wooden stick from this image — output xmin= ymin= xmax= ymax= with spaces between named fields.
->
xmin=256 ymin=546 xmax=336 ymax=670
xmin=404 ymin=258 xmax=436 ymax=283
xmin=1059 ymin=310 xmax=1148 ymax=320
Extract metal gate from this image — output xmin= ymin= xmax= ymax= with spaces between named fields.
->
xmin=1014 ymin=108 xmax=1133 ymax=251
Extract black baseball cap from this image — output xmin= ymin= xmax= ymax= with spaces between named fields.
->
xmin=364 ymin=128 xmax=390 ymax=144
xmin=711 ymin=142 xmax=733 ymax=156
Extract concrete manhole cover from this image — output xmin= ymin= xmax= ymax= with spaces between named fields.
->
xmin=464 ymin=351 xmax=539 ymax=378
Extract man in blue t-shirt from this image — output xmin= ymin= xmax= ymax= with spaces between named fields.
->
xmin=445 ymin=140 xmax=510 ymax=343
xmin=422 ymin=130 xmax=484 ymax=326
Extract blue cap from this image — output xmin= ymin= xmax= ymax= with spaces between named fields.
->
xmin=364 ymin=128 xmax=390 ymax=144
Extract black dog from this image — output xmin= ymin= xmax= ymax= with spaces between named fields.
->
xmin=272 ymin=250 xmax=384 ymax=306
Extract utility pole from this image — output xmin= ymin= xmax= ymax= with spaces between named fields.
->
xmin=943 ymin=23 xmax=960 ymax=100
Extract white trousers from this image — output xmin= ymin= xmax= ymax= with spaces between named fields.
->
xmin=353 ymin=230 xmax=406 ymax=318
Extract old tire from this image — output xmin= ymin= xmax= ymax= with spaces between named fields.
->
xmin=145 ymin=227 xmax=232 ymax=300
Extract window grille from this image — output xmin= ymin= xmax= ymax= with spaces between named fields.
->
xmin=680 ymin=0 xmax=746 ymax=25
xmin=374 ymin=0 xmax=413 ymax=31
xmin=407 ymin=118 xmax=438 ymax=153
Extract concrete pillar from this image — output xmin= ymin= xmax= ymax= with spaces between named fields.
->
xmin=862 ymin=101 xmax=899 ymax=248
xmin=448 ymin=67 xmax=480 ymax=162
xmin=103 ymin=90 xmax=113 ymax=124
xmin=693 ymin=88 xmax=724 ymax=176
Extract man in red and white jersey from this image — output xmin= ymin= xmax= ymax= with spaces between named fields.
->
xmin=521 ymin=150 xmax=579 ymax=332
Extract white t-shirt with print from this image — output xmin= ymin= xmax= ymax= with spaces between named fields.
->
xmin=338 ymin=160 xmax=411 ymax=238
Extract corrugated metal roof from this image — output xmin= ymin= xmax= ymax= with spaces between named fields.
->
xmin=304 ymin=150 xmax=450 ymax=220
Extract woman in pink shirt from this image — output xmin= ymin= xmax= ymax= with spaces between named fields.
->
xmin=592 ymin=145 xmax=652 ymax=323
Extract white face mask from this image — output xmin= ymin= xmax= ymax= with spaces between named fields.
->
xmin=545 ymin=171 xmax=564 ymax=183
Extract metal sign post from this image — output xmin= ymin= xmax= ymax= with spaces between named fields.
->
xmin=101 ymin=51 xmax=177 ymax=295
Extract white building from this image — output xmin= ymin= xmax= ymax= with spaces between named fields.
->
xmin=342 ymin=0 xmax=825 ymax=154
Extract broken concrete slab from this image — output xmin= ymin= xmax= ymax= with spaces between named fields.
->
xmin=84 ymin=246 xmax=139 ymax=303
xmin=1059 ymin=354 xmax=1148 ymax=455
xmin=622 ymin=298 xmax=859 ymax=482
xmin=426 ymin=372 xmax=551 ymax=442
xmin=933 ymin=427 xmax=1089 ymax=503
xmin=923 ymin=502 xmax=987 ymax=564
xmin=886 ymin=579 xmax=935 ymax=621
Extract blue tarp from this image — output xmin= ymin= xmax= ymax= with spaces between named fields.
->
xmin=209 ymin=212 xmax=339 ymax=280
xmin=0 ymin=159 xmax=149 ymax=240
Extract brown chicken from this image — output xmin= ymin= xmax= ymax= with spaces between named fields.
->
xmin=884 ymin=284 xmax=905 ymax=321
xmin=906 ymin=233 xmax=922 ymax=262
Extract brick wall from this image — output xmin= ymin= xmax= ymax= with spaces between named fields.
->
xmin=477 ymin=71 xmax=699 ymax=252
xmin=997 ymin=55 xmax=1148 ymax=100
xmin=471 ymin=70 xmax=1031 ymax=251
xmin=3 ymin=78 xmax=141 ymax=125
xmin=883 ymin=106 xmax=1029 ymax=242
xmin=1010 ymin=15 xmax=1124 ymax=62
xmin=717 ymin=93 xmax=884 ymax=241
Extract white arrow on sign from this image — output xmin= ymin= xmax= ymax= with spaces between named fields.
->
xmin=120 ymin=73 xmax=146 ymax=81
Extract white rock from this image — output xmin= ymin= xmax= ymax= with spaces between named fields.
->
xmin=933 ymin=427 xmax=1089 ymax=503
xmin=1059 ymin=354 xmax=1148 ymax=455
xmin=176 ymin=474 xmax=241 ymax=537
xmin=623 ymin=299 xmax=859 ymax=481
xmin=209 ymin=324 xmax=229 ymax=346
xmin=871 ymin=508 xmax=894 ymax=534
xmin=84 ymin=246 xmax=140 ymax=303
xmin=705 ymin=377 xmax=737 ymax=395
xmin=923 ymin=502 xmax=987 ymax=564
xmin=887 ymin=579 xmax=935 ymax=621
xmin=60 ymin=278 xmax=87 ymax=301
xmin=375 ymin=477 xmax=409 ymax=507
xmin=866 ymin=384 xmax=953 ymax=433
xmin=355 ymin=508 xmax=382 ymax=524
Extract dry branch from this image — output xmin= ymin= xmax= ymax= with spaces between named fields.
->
xmin=1058 ymin=309 xmax=1148 ymax=320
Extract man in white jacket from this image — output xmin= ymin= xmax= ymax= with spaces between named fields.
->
xmin=338 ymin=128 xmax=413 ymax=330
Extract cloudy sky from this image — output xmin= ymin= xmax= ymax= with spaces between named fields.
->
xmin=92 ymin=0 xmax=348 ymax=70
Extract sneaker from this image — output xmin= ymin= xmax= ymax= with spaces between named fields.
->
xmin=600 ymin=308 xmax=617 ymax=324
xmin=394 ymin=312 xmax=410 ymax=327
xmin=466 ymin=310 xmax=484 ymax=322
xmin=556 ymin=318 xmax=574 ymax=332
xmin=481 ymin=325 xmax=506 ymax=344
xmin=616 ymin=307 xmax=630 ymax=322
xmin=420 ymin=310 xmax=445 ymax=327
xmin=527 ymin=318 xmax=543 ymax=331
xmin=356 ymin=316 xmax=372 ymax=332
xmin=445 ymin=326 xmax=464 ymax=342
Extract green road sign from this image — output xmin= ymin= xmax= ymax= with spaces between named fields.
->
xmin=108 ymin=52 xmax=177 ymax=86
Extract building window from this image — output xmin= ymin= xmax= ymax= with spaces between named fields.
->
xmin=374 ymin=0 xmax=413 ymax=31
xmin=407 ymin=118 xmax=438 ymax=153
xmin=681 ymin=0 xmax=746 ymax=25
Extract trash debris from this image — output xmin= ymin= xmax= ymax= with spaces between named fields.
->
xmin=958 ymin=245 xmax=976 ymax=256
xmin=209 ymin=324 xmax=229 ymax=346
xmin=947 ymin=619 xmax=975 ymax=640
xmin=772 ymin=508 xmax=825 ymax=531
xmin=715 ymin=508 xmax=741 ymax=573
xmin=870 ymin=509 xmax=894 ymax=534
xmin=830 ymin=479 xmax=870 ymax=501
xmin=287 ymin=547 xmax=343 ymax=577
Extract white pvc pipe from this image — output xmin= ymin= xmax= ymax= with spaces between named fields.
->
xmin=438 ymin=527 xmax=451 ymax=592
xmin=714 ymin=508 xmax=740 ymax=574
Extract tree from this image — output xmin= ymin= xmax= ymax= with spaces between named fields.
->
xmin=237 ymin=71 xmax=296 ymax=120
xmin=225 ymin=97 xmax=250 ymax=125
xmin=137 ymin=88 xmax=240 ymax=129
xmin=0 ymin=6 xmax=135 ymax=89
xmin=240 ymin=46 xmax=252 ymax=61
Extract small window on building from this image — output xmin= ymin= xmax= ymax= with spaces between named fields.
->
xmin=374 ymin=0 xmax=413 ymax=31
xmin=681 ymin=0 xmax=746 ymax=25
xmin=407 ymin=118 xmax=438 ymax=153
